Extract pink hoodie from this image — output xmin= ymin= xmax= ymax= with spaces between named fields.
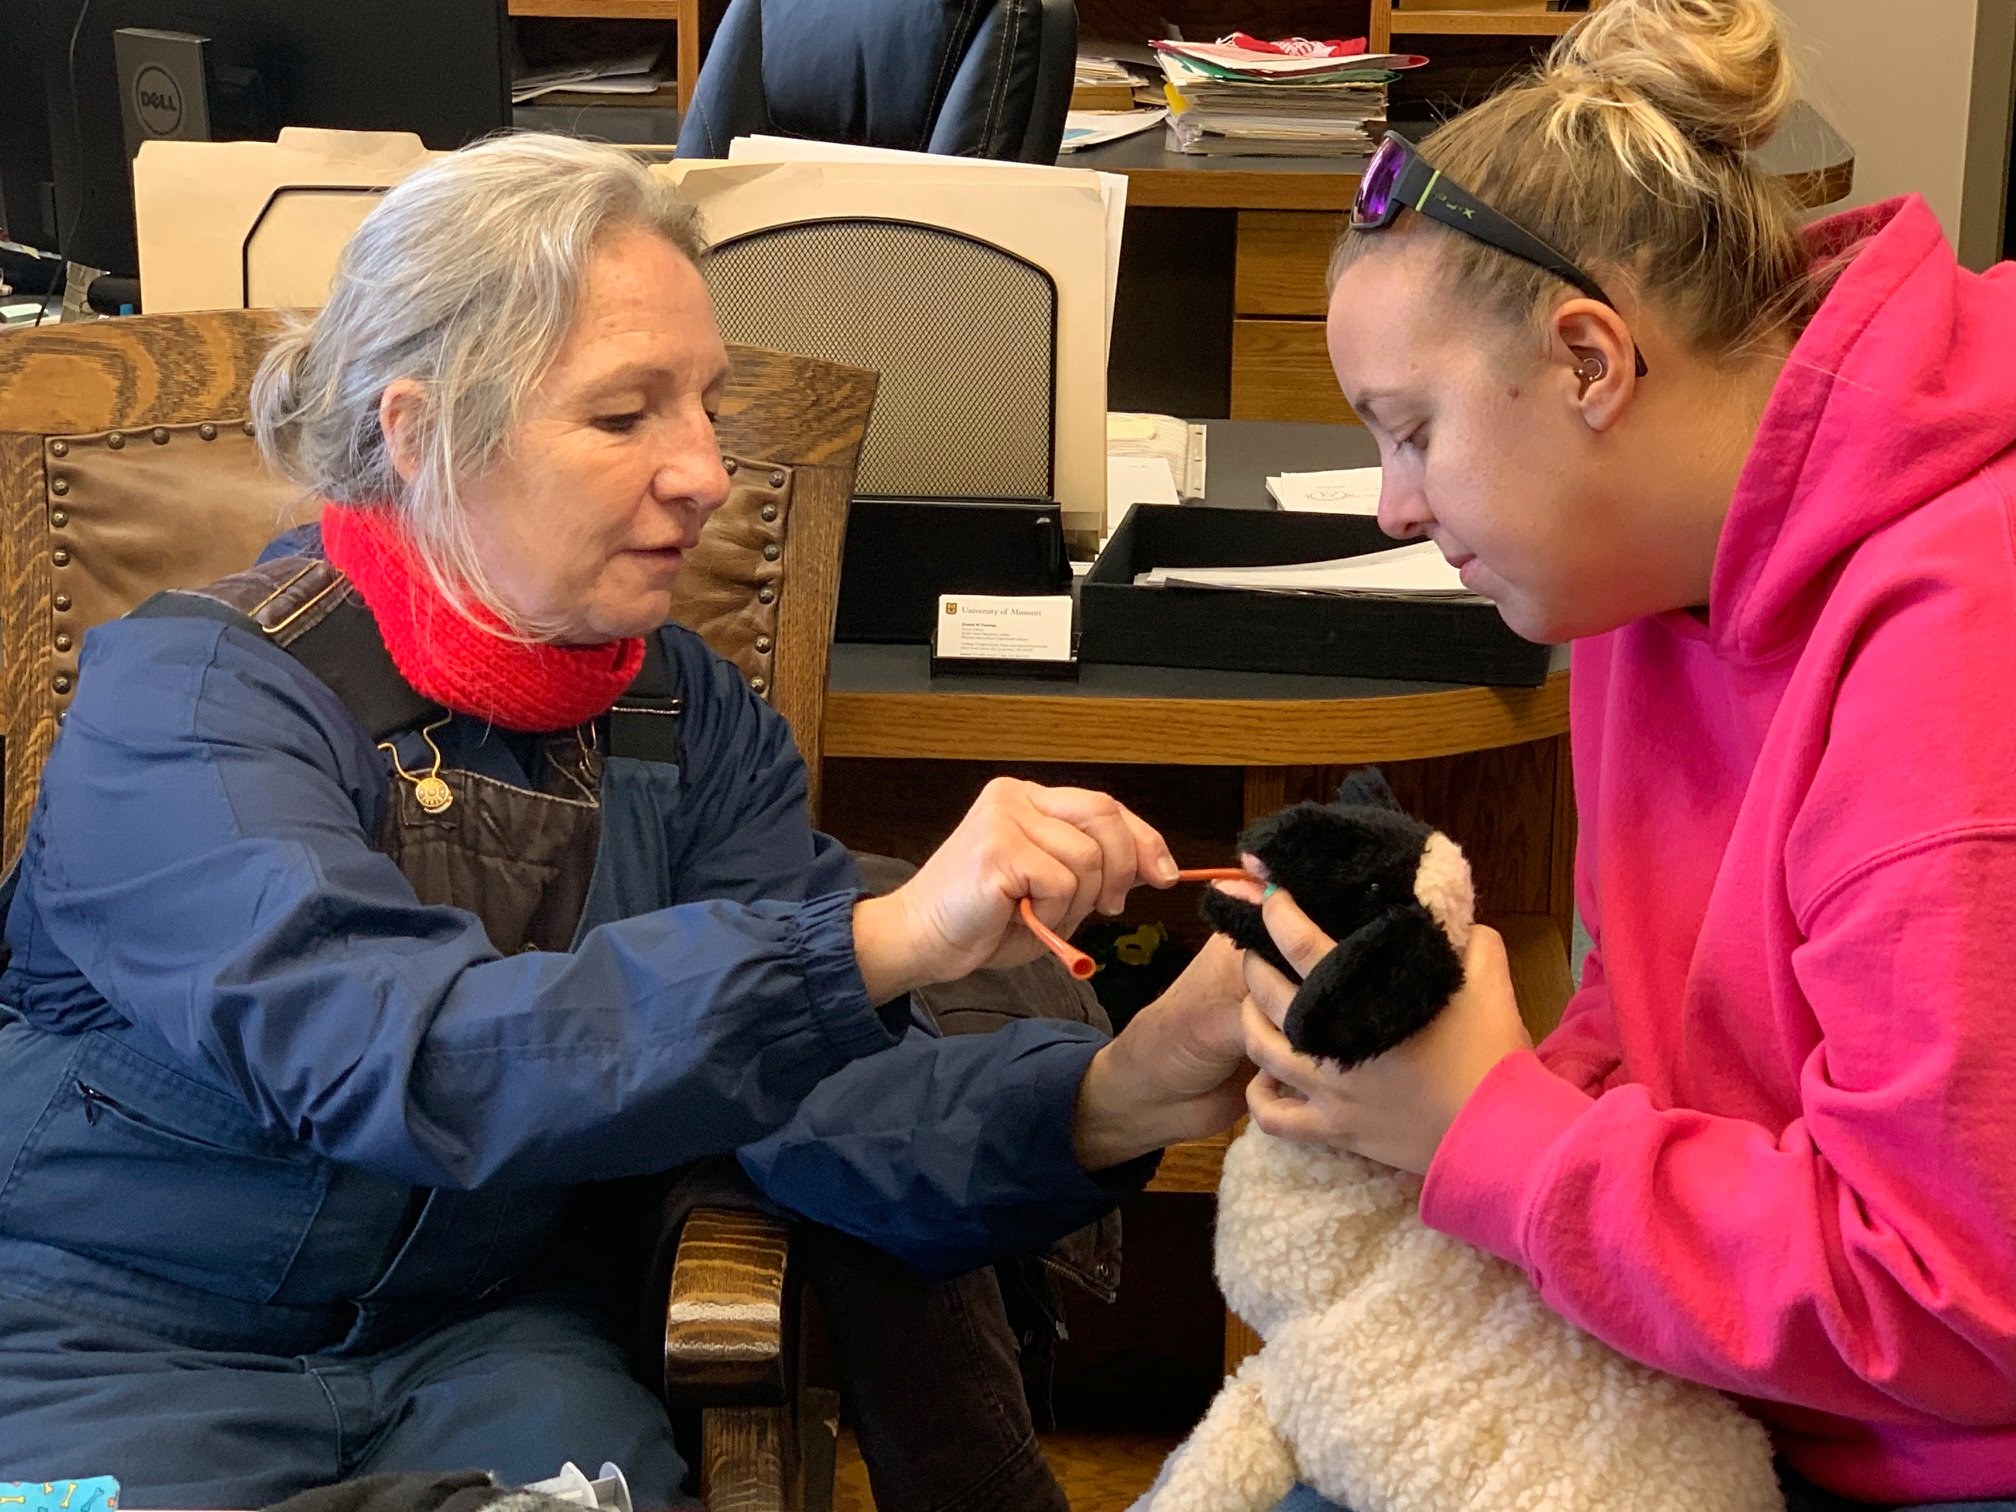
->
xmin=1419 ymin=197 xmax=2016 ymax=1504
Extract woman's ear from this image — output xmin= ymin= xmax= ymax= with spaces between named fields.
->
xmin=377 ymin=379 xmax=429 ymax=486
xmin=1550 ymin=299 xmax=1636 ymax=433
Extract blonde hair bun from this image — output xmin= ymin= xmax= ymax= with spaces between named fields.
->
xmin=1551 ymin=0 xmax=1796 ymax=156
xmin=1330 ymin=0 xmax=1814 ymax=358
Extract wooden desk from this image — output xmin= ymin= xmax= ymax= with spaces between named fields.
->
xmin=1085 ymin=101 xmax=1856 ymax=423
xmin=825 ymin=641 xmax=1574 ymax=1035
xmin=827 ymin=651 xmax=1567 ymax=771
xmin=1074 ymin=96 xmax=1855 ymax=214
xmin=825 ymin=643 xmax=1575 ymax=1079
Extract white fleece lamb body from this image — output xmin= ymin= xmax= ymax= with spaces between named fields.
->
xmin=1145 ymin=1126 xmax=1784 ymax=1512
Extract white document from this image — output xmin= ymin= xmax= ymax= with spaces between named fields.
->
xmin=1061 ymin=108 xmax=1168 ymax=152
xmin=1108 ymin=410 xmax=1206 ymax=501
xmin=517 ymin=70 xmax=670 ymax=99
xmin=1137 ymin=541 xmax=1477 ymax=599
xmin=1267 ymin=466 xmax=1384 ymax=515
xmin=1106 ymin=455 xmax=1180 ymax=531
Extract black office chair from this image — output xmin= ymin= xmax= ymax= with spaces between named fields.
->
xmin=676 ymin=0 xmax=1078 ymax=165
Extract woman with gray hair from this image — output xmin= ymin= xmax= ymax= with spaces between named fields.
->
xmin=0 ymin=134 xmax=1251 ymax=1508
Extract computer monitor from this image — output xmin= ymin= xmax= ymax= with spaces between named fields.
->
xmin=0 ymin=0 xmax=60 ymax=254
xmin=33 ymin=0 xmax=512 ymax=277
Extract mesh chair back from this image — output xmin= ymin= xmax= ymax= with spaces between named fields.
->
xmin=707 ymin=218 xmax=1056 ymax=502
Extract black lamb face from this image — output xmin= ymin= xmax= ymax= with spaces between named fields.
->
xmin=1200 ymin=802 xmax=1436 ymax=985
xmin=1197 ymin=770 xmax=1469 ymax=1068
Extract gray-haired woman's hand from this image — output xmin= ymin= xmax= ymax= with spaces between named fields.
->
xmin=851 ymin=777 xmax=1179 ymax=1003
xmin=1071 ymin=933 xmax=1254 ymax=1171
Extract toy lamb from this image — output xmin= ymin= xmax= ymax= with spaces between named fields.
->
xmin=1140 ymin=769 xmax=1783 ymax=1512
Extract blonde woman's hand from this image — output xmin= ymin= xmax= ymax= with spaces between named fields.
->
xmin=1240 ymin=888 xmax=1531 ymax=1174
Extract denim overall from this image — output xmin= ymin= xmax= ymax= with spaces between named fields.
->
xmin=0 ymin=552 xmax=1117 ymax=1512
xmin=0 ymin=557 xmax=705 ymax=1504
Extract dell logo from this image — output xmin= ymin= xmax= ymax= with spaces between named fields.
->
xmin=132 ymin=65 xmax=183 ymax=135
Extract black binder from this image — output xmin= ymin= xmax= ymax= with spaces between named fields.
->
xmin=1080 ymin=505 xmax=1551 ymax=688
xmin=835 ymin=497 xmax=1070 ymax=644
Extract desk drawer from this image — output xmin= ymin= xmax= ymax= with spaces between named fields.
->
xmin=1235 ymin=211 xmax=1343 ymax=317
xmin=1230 ymin=319 xmax=1359 ymax=425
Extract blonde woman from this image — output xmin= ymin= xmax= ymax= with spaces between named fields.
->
xmin=1235 ymin=2 xmax=2016 ymax=1508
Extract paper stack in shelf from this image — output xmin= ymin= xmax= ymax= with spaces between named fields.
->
xmin=511 ymin=41 xmax=670 ymax=104
xmin=1075 ymin=50 xmax=1175 ymax=111
xmin=1152 ymin=39 xmax=1426 ymax=158
xmin=1072 ymin=53 xmax=1150 ymax=112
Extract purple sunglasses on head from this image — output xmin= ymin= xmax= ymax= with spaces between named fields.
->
xmin=1354 ymin=132 xmax=1648 ymax=378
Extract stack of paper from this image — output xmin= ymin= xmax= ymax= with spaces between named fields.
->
xmin=1266 ymin=466 xmax=1383 ymax=514
xmin=1109 ymin=412 xmax=1207 ymax=498
xmin=1135 ymin=541 xmax=1478 ymax=599
xmin=512 ymin=44 xmax=670 ymax=103
xmin=1073 ymin=53 xmax=1158 ymax=111
xmin=1153 ymin=41 xmax=1426 ymax=157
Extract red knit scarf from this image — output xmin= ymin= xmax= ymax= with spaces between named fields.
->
xmin=320 ymin=504 xmax=646 ymax=732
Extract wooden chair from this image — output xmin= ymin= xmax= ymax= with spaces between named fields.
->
xmin=0 ymin=309 xmax=876 ymax=1512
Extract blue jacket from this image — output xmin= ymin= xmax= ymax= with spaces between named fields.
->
xmin=0 ymin=599 xmax=1148 ymax=1353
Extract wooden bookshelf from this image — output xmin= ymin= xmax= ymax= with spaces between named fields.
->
xmin=507 ymin=0 xmax=685 ymax=17
xmin=506 ymin=0 xmax=715 ymax=111
xmin=1388 ymin=9 xmax=1589 ymax=37
xmin=1370 ymin=0 xmax=1609 ymax=49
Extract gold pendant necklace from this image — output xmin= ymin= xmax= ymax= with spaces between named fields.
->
xmin=378 ymin=715 xmax=456 ymax=815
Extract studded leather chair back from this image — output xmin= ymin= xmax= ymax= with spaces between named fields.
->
xmin=0 ymin=310 xmax=876 ymax=862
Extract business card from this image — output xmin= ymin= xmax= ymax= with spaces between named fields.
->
xmin=934 ymin=594 xmax=1074 ymax=662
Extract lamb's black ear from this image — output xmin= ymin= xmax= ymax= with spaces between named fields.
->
xmin=1198 ymin=888 xmax=1299 ymax=981
xmin=1333 ymin=767 xmax=1401 ymax=814
xmin=1281 ymin=901 xmax=1465 ymax=1069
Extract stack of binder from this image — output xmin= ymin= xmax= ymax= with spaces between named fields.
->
xmin=1152 ymin=39 xmax=1425 ymax=158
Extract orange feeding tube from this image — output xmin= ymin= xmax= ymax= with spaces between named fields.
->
xmin=1016 ymin=867 xmax=1253 ymax=978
